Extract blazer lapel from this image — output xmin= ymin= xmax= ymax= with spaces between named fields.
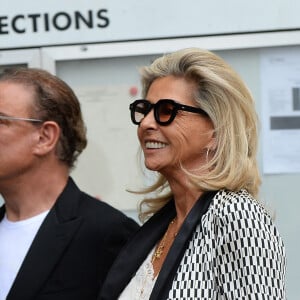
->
xmin=0 ymin=205 xmax=5 ymax=221
xmin=7 ymin=178 xmax=83 ymax=300
xmin=99 ymin=191 xmax=217 ymax=300
xmin=98 ymin=200 xmax=176 ymax=300
xmin=150 ymin=191 xmax=217 ymax=300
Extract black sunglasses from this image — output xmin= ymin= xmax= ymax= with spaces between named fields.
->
xmin=129 ymin=99 xmax=208 ymax=126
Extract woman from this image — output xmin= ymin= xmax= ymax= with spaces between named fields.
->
xmin=99 ymin=48 xmax=286 ymax=299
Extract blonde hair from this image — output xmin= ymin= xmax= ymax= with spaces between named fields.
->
xmin=136 ymin=48 xmax=261 ymax=221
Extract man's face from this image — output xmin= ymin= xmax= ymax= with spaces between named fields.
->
xmin=0 ymin=81 xmax=41 ymax=184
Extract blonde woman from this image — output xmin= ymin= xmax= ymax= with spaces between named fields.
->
xmin=99 ymin=48 xmax=286 ymax=300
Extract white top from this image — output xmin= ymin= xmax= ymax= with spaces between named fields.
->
xmin=119 ymin=247 xmax=157 ymax=300
xmin=0 ymin=210 xmax=49 ymax=300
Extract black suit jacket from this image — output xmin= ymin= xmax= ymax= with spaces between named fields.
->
xmin=0 ymin=177 xmax=139 ymax=300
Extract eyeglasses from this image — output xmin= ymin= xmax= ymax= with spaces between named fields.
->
xmin=129 ymin=99 xmax=208 ymax=126
xmin=0 ymin=115 xmax=43 ymax=123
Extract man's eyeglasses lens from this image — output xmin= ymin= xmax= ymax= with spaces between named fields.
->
xmin=0 ymin=115 xmax=43 ymax=123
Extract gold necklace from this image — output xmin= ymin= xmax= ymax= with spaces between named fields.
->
xmin=152 ymin=217 xmax=177 ymax=263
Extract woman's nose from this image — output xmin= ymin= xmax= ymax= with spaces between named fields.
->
xmin=139 ymin=109 xmax=157 ymax=129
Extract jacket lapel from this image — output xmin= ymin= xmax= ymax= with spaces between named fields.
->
xmin=7 ymin=178 xmax=84 ymax=300
xmin=99 ymin=191 xmax=216 ymax=300
xmin=98 ymin=200 xmax=176 ymax=300
xmin=0 ymin=205 xmax=5 ymax=221
xmin=150 ymin=191 xmax=217 ymax=300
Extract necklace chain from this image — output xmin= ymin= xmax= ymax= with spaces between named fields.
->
xmin=152 ymin=217 xmax=177 ymax=263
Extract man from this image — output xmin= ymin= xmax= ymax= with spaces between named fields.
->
xmin=0 ymin=68 xmax=139 ymax=300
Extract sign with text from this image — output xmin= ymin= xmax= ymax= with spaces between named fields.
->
xmin=1 ymin=0 xmax=300 ymax=50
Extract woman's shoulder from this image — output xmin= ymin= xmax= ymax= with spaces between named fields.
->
xmin=209 ymin=189 xmax=273 ymax=226
xmin=205 ymin=190 xmax=285 ymax=251
xmin=205 ymin=189 xmax=286 ymax=264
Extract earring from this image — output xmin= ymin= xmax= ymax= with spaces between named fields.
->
xmin=206 ymin=148 xmax=210 ymax=163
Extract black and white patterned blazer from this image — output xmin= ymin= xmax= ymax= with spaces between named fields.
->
xmin=99 ymin=190 xmax=286 ymax=300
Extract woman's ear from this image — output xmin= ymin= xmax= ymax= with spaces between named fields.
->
xmin=207 ymin=131 xmax=217 ymax=151
xmin=33 ymin=121 xmax=60 ymax=155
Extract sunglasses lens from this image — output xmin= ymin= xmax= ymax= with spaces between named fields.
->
xmin=156 ymin=101 xmax=175 ymax=123
xmin=133 ymin=101 xmax=149 ymax=123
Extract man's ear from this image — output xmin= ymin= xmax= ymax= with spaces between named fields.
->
xmin=33 ymin=121 xmax=60 ymax=155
